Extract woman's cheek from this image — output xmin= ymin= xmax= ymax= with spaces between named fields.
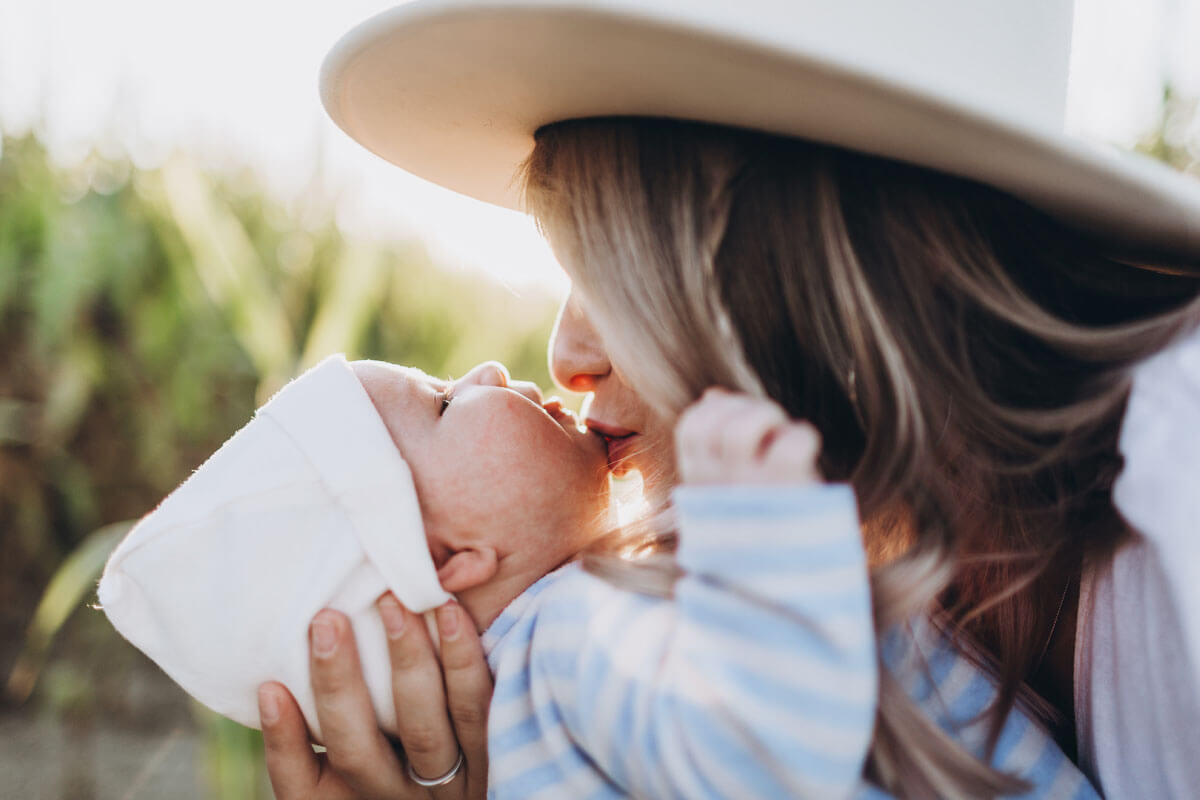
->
xmin=632 ymin=428 xmax=678 ymax=486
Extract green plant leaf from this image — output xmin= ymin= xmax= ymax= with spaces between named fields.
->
xmin=157 ymin=159 xmax=297 ymax=399
xmin=4 ymin=520 xmax=131 ymax=705
xmin=192 ymin=702 xmax=270 ymax=800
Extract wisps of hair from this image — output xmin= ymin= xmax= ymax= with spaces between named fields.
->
xmin=522 ymin=116 xmax=1200 ymax=797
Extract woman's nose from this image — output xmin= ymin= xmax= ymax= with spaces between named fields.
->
xmin=549 ymin=292 xmax=611 ymax=393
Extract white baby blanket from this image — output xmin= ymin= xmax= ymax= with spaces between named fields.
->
xmin=98 ymin=354 xmax=451 ymax=741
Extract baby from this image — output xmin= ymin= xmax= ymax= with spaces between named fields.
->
xmin=347 ymin=357 xmax=612 ymax=635
xmin=99 ymin=353 xmax=610 ymax=745
xmin=100 ymin=355 xmax=1098 ymax=799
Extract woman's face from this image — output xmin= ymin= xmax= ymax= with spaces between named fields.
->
xmin=549 ymin=291 xmax=678 ymax=506
xmin=352 ymin=360 xmax=611 ymax=571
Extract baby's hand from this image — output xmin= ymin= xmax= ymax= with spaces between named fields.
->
xmin=675 ymin=389 xmax=822 ymax=485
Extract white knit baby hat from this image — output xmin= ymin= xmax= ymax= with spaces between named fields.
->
xmin=98 ymin=354 xmax=451 ymax=741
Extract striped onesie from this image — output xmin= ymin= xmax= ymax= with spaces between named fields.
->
xmin=483 ymin=484 xmax=1098 ymax=799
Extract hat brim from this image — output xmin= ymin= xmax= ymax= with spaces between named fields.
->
xmin=321 ymin=2 xmax=1200 ymax=268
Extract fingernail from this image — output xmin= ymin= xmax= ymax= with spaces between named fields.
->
xmin=378 ymin=594 xmax=406 ymax=639
xmin=258 ymin=686 xmax=279 ymax=726
xmin=311 ymin=613 xmax=338 ymax=658
xmin=437 ymin=602 xmax=460 ymax=641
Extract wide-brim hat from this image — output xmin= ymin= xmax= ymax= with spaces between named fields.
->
xmin=320 ymin=0 xmax=1200 ymax=268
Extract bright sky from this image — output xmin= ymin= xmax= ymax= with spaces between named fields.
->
xmin=0 ymin=0 xmax=1197 ymax=294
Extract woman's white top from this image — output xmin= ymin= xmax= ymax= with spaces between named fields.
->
xmin=1080 ymin=322 xmax=1200 ymax=797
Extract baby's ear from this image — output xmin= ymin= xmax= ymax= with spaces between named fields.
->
xmin=436 ymin=546 xmax=499 ymax=593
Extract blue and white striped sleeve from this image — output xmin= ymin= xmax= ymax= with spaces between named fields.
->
xmin=531 ymin=482 xmax=878 ymax=799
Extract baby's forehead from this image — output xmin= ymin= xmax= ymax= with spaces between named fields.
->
xmin=399 ymin=365 xmax=450 ymax=388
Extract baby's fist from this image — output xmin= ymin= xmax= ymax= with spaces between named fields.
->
xmin=675 ymin=389 xmax=822 ymax=485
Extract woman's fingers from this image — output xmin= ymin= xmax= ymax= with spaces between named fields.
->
xmin=308 ymin=609 xmax=411 ymax=797
xmin=266 ymin=605 xmax=485 ymax=800
xmin=259 ymin=681 xmax=357 ymax=800
xmin=260 ymin=682 xmax=323 ymax=798
xmin=377 ymin=594 xmax=492 ymax=799
xmin=376 ymin=594 xmax=465 ymax=789
xmin=436 ymin=602 xmax=492 ymax=798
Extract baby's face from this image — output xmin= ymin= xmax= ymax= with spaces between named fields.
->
xmin=352 ymin=360 xmax=611 ymax=625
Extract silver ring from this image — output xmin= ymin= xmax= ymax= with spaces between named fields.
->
xmin=407 ymin=749 xmax=464 ymax=788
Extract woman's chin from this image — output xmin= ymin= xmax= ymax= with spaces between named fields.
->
xmin=604 ymin=433 xmax=643 ymax=475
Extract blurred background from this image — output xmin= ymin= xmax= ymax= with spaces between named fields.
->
xmin=1 ymin=0 xmax=1198 ymax=798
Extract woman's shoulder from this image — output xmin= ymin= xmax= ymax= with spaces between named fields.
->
xmin=1113 ymin=321 xmax=1200 ymax=542
xmin=1110 ymin=320 xmax=1200 ymax=644
xmin=1074 ymin=537 xmax=1200 ymax=796
xmin=1090 ymin=324 xmax=1200 ymax=795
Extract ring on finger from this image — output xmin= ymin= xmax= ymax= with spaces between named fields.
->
xmin=407 ymin=749 xmax=464 ymax=788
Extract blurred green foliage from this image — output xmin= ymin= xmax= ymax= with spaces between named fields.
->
xmin=0 ymin=132 xmax=562 ymax=798
xmin=1137 ymin=85 xmax=1200 ymax=174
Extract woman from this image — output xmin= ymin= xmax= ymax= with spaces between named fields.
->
xmin=261 ymin=1 xmax=1200 ymax=797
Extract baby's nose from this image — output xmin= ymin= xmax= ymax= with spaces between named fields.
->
xmin=461 ymin=361 xmax=544 ymax=404
xmin=463 ymin=361 xmax=510 ymax=388
xmin=507 ymin=377 xmax=545 ymax=405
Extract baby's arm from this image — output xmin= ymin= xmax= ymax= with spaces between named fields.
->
xmin=526 ymin=392 xmax=876 ymax=798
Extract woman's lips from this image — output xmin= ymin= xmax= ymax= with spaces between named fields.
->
xmin=585 ymin=419 xmax=636 ymax=439
xmin=586 ymin=419 xmax=640 ymax=474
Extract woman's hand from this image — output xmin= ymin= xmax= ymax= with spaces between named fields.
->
xmin=258 ymin=595 xmax=491 ymax=799
xmin=676 ymin=388 xmax=822 ymax=485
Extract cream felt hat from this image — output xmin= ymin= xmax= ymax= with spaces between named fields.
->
xmin=320 ymin=0 xmax=1200 ymax=267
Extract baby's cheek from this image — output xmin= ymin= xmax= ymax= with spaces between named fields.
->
xmin=460 ymin=455 xmax=548 ymax=511
xmin=502 ymin=461 xmax=577 ymax=517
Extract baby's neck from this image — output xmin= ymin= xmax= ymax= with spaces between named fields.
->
xmin=456 ymin=558 xmax=578 ymax=633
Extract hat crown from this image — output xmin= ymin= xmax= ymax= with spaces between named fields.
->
xmin=657 ymin=0 xmax=1075 ymax=133
xmin=322 ymin=0 xmax=1200 ymax=260
xmin=398 ymin=0 xmax=1076 ymax=134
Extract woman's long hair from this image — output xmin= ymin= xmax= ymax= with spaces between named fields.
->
xmin=522 ymin=117 xmax=1200 ymax=797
